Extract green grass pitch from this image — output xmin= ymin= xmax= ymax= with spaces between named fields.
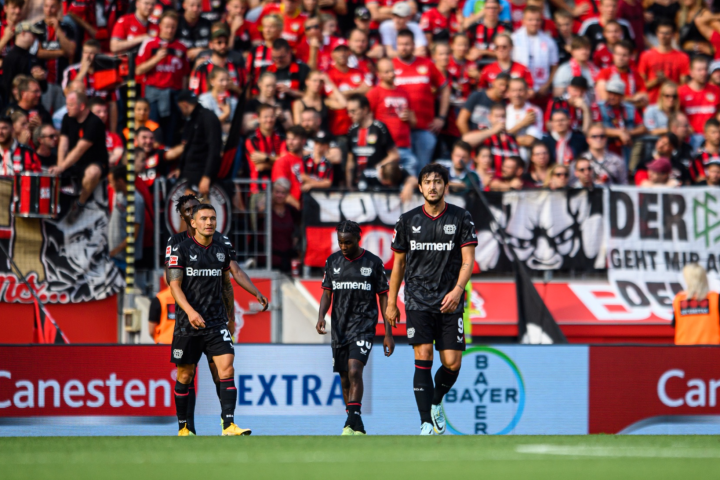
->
xmin=3 ymin=436 xmax=720 ymax=479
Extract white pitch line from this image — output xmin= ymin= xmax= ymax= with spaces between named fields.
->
xmin=516 ymin=444 xmax=720 ymax=459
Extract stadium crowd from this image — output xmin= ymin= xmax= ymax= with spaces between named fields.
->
xmin=4 ymin=0 xmax=720 ymax=272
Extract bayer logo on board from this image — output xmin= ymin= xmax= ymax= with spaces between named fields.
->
xmin=442 ymin=347 xmax=525 ymax=435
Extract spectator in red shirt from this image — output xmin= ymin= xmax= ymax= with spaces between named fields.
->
xmin=0 ymin=116 xmax=41 ymax=175
xmin=110 ymin=0 xmax=155 ymax=54
xmin=348 ymin=28 xmax=378 ymax=81
xmin=302 ymin=133 xmax=334 ymax=191
xmin=477 ymin=33 xmax=534 ymax=90
xmin=367 ymin=57 xmax=417 ymax=172
xmin=272 ymin=125 xmax=306 ymax=208
xmin=419 ymin=0 xmax=460 ymax=44
xmin=679 ymin=56 xmax=720 ymax=151
xmin=261 ymin=0 xmax=307 ymax=54
xmin=137 ymin=11 xmax=190 ymax=147
xmin=244 ymin=103 xmax=286 ymax=191
xmin=0 ymin=0 xmax=25 ymax=64
xmin=592 ymin=20 xmax=623 ymax=70
xmin=393 ymin=28 xmax=449 ymax=171
xmin=690 ymin=119 xmax=720 ymax=183
xmin=595 ymin=40 xmax=648 ymax=108
xmin=637 ymin=19 xmax=690 ymax=105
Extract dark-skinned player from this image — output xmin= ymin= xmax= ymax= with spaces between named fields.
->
xmin=317 ymin=221 xmax=395 ymax=435
xmin=165 ymin=194 xmax=268 ymax=434
xmin=386 ymin=163 xmax=477 ymax=435
xmin=168 ymin=204 xmax=252 ymax=436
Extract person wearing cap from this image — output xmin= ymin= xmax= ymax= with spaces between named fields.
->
xmin=1 ymin=21 xmax=40 ymax=103
xmin=545 ymin=76 xmax=598 ymax=134
xmin=352 ymin=9 xmax=384 ymax=60
xmin=177 ymin=0 xmax=213 ymax=62
xmin=190 ymin=24 xmax=245 ymax=96
xmin=380 ymin=2 xmax=427 ymax=58
xmin=552 ymin=36 xmax=598 ymax=99
xmin=637 ymin=19 xmax=690 ymax=105
xmin=301 ymin=131 xmax=334 ymax=192
xmin=595 ymin=40 xmax=648 ymax=108
xmin=710 ymin=61 xmax=720 ymax=89
xmin=137 ymin=11 xmax=190 ymax=148
xmin=639 ymin=157 xmax=680 ymax=188
xmin=171 ymin=89 xmax=224 ymax=199
xmin=597 ymin=77 xmax=646 ymax=157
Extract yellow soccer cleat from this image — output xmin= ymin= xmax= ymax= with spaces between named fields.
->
xmin=222 ymin=423 xmax=252 ymax=436
xmin=178 ymin=426 xmax=192 ymax=436
xmin=341 ymin=426 xmax=356 ymax=435
xmin=354 ymin=430 xmax=367 ymax=436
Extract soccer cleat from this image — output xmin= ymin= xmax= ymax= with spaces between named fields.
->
xmin=420 ymin=422 xmax=435 ymax=435
xmin=431 ymin=404 xmax=446 ymax=435
xmin=178 ymin=426 xmax=192 ymax=436
xmin=341 ymin=426 xmax=356 ymax=435
xmin=354 ymin=430 xmax=367 ymax=436
xmin=222 ymin=423 xmax=252 ymax=436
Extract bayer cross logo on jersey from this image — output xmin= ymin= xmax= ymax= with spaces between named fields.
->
xmin=444 ymin=225 xmax=457 ymax=235
xmin=360 ymin=267 xmax=372 ymax=276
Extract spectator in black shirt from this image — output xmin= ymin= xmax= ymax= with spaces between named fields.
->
xmin=541 ymin=109 xmax=588 ymax=165
xmin=50 ymin=91 xmax=109 ymax=223
xmin=33 ymin=123 xmax=58 ymax=168
xmin=260 ymin=38 xmax=310 ymax=107
xmin=2 ymin=77 xmax=53 ymax=127
xmin=346 ymin=93 xmax=399 ymax=188
xmin=1 ymin=22 xmax=41 ymax=104
xmin=178 ymin=0 xmax=213 ymax=62
xmin=172 ymin=89 xmax=223 ymax=199
xmin=456 ymin=72 xmax=509 ymax=134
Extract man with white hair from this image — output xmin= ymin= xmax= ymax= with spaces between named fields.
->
xmin=379 ymin=2 xmax=427 ymax=58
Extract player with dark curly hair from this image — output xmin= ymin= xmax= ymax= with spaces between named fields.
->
xmin=317 ymin=221 xmax=395 ymax=435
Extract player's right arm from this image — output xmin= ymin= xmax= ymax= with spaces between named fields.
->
xmin=167 ymin=256 xmax=206 ymax=329
xmin=385 ymin=251 xmax=405 ymax=328
xmin=317 ymin=289 xmax=332 ymax=335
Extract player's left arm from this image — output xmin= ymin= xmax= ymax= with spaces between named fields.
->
xmin=222 ymin=270 xmax=235 ymax=334
xmin=378 ymin=293 xmax=395 ymax=356
xmin=229 ymin=260 xmax=269 ymax=311
xmin=440 ymin=245 xmax=476 ymax=314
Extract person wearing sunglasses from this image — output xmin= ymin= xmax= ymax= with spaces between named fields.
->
xmin=643 ymin=82 xmax=680 ymax=136
xmin=577 ymin=123 xmax=627 ymax=186
xmin=544 ymin=163 xmax=570 ymax=190
xmin=33 ymin=123 xmax=59 ymax=169
xmin=570 ymin=157 xmax=599 ymax=189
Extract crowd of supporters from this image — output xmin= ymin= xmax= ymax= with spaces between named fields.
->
xmin=4 ymin=0 xmax=720 ymax=270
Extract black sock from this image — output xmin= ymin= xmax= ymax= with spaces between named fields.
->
xmin=186 ymin=384 xmax=196 ymax=434
xmin=414 ymin=360 xmax=434 ymax=424
xmin=174 ymin=381 xmax=190 ymax=431
xmin=219 ymin=378 xmax=237 ymax=429
xmin=346 ymin=402 xmax=362 ymax=431
xmin=215 ymin=378 xmax=222 ymax=406
xmin=432 ymin=366 xmax=460 ymax=405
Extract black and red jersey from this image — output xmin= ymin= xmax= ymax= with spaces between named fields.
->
xmin=260 ymin=60 xmax=310 ymax=107
xmin=419 ymin=7 xmax=461 ymax=42
xmin=690 ymin=149 xmax=720 ymax=182
xmin=544 ymin=96 xmax=601 ymax=132
xmin=248 ymin=44 xmax=273 ymax=83
xmin=62 ymin=63 xmax=119 ymax=102
xmin=244 ymin=129 xmax=286 ymax=192
xmin=137 ymin=149 xmax=167 ymax=187
xmin=467 ymin=22 xmax=511 ymax=52
xmin=348 ymin=120 xmax=395 ymax=184
xmin=482 ymin=132 xmax=520 ymax=172
xmin=190 ymin=58 xmax=246 ymax=95
xmin=303 ymin=156 xmax=334 ymax=183
xmin=33 ymin=19 xmax=76 ymax=84
xmin=0 ymin=141 xmax=42 ymax=175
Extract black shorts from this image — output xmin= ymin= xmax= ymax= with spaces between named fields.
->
xmin=65 ymin=161 xmax=109 ymax=181
xmin=332 ymin=338 xmax=373 ymax=372
xmin=170 ymin=329 xmax=234 ymax=365
xmin=406 ymin=310 xmax=466 ymax=351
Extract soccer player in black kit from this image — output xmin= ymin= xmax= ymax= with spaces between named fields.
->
xmin=167 ymin=204 xmax=252 ymax=436
xmin=317 ymin=221 xmax=395 ymax=435
xmin=165 ymin=194 xmax=268 ymax=434
xmin=386 ymin=164 xmax=477 ymax=435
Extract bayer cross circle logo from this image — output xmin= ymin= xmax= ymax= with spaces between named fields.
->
xmin=441 ymin=346 xmax=525 ymax=435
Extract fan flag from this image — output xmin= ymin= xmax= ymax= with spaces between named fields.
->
xmin=514 ymin=260 xmax=567 ymax=344
xmin=33 ymin=300 xmax=69 ymax=344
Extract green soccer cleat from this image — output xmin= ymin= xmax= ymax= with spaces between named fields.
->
xmin=354 ymin=430 xmax=367 ymax=435
xmin=341 ymin=426 xmax=356 ymax=435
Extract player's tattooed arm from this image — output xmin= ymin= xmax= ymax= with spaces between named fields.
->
xmin=222 ymin=270 xmax=234 ymax=325
xmin=168 ymin=268 xmax=183 ymax=284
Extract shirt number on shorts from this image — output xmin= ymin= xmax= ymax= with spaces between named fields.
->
xmin=221 ymin=329 xmax=232 ymax=342
xmin=458 ymin=318 xmax=464 ymax=334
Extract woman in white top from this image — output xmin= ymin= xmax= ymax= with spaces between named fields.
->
xmin=198 ymin=67 xmax=238 ymax=139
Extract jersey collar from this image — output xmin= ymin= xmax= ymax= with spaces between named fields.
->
xmin=422 ymin=203 xmax=448 ymax=220
xmin=344 ymin=249 xmax=365 ymax=262
xmin=191 ymin=235 xmax=212 ymax=249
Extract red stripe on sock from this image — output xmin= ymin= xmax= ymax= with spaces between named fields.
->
xmin=415 ymin=365 xmax=431 ymax=370
xmin=220 ymin=378 xmax=234 ymax=382
xmin=347 ymin=403 xmax=361 ymax=406
xmin=174 ymin=392 xmax=189 ymax=396
xmin=443 ymin=367 xmax=459 ymax=375
xmin=226 ymin=387 xmax=237 ymax=390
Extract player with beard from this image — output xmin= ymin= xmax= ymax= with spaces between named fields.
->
xmin=168 ymin=203 xmax=251 ymax=436
xmin=386 ymin=163 xmax=477 ymax=435
xmin=317 ymin=221 xmax=394 ymax=435
xmin=165 ymin=194 xmax=268 ymax=435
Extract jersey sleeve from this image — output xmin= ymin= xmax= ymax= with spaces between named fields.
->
xmin=321 ymin=259 xmax=333 ymax=290
xmin=221 ymin=235 xmax=238 ymax=262
xmin=167 ymin=242 xmax=185 ymax=269
xmin=164 ymin=236 xmax=175 ymax=265
xmin=375 ymin=260 xmax=389 ymax=294
xmin=391 ymin=215 xmax=408 ymax=252
xmin=148 ymin=297 xmax=162 ymax=323
xmin=460 ymin=211 xmax=478 ymax=248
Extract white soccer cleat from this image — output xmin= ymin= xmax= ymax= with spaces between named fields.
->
xmin=420 ymin=422 xmax=435 ymax=435
xmin=431 ymin=404 xmax=446 ymax=435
